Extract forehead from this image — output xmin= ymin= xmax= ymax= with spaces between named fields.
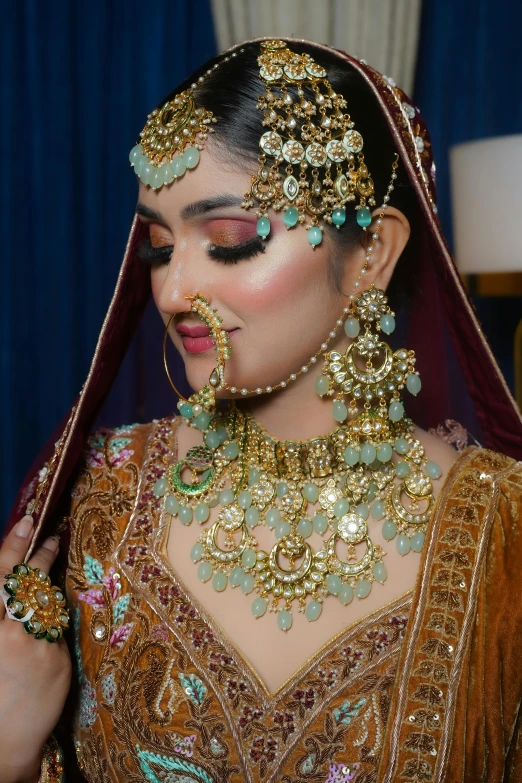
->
xmin=137 ymin=140 xmax=252 ymax=215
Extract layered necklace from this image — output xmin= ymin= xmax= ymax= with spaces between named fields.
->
xmin=154 ymin=289 xmax=442 ymax=631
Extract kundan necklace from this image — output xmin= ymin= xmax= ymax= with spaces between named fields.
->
xmin=153 ymin=289 xmax=443 ymax=632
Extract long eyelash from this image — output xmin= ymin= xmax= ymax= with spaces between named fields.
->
xmin=136 ymin=239 xmax=173 ymax=265
xmin=136 ymin=235 xmax=268 ymax=267
xmin=208 ymin=236 xmax=267 ymax=264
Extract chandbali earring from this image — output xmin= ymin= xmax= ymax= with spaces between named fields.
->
xmin=316 ymin=285 xmax=421 ymax=425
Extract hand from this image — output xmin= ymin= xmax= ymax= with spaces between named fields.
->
xmin=0 ymin=516 xmax=72 ymax=783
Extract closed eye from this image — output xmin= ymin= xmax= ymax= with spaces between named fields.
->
xmin=136 ymin=236 xmax=268 ymax=266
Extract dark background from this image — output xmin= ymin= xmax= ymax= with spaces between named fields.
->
xmin=2 ymin=0 xmax=521 ymax=528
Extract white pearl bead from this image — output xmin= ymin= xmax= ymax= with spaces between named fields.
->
xmin=266 ymin=386 xmax=272 ymax=392
xmin=256 ymin=388 xmax=262 ymax=394
xmin=302 ymin=366 xmax=308 ymax=372
xmin=383 ymin=195 xmax=390 ymax=202
xmin=377 ymin=219 xmax=382 ymax=225
xmin=231 ymin=386 xmax=237 ymax=393
xmin=336 ymin=319 xmax=343 ymax=325
xmin=241 ymin=388 xmax=247 ymax=395
xmin=290 ymin=374 xmax=297 ymax=380
xmin=280 ymin=381 xmax=287 ymax=387
xmin=310 ymin=356 xmax=317 ymax=363
xmin=321 ymin=343 xmax=328 ymax=350
xmin=329 ymin=331 xmax=336 ymax=338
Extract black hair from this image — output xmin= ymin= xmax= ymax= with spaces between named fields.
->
xmin=159 ymin=40 xmax=421 ymax=312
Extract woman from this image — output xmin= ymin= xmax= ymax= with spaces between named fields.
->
xmin=1 ymin=38 xmax=521 ymax=783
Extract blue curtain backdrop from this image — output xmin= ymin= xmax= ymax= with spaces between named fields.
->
xmin=1 ymin=1 xmax=216 ymax=526
xmin=413 ymin=0 xmax=522 ymax=393
xmin=2 ymin=1 xmax=522 ymax=528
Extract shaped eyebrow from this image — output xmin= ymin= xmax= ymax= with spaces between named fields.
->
xmin=135 ymin=194 xmax=245 ymax=224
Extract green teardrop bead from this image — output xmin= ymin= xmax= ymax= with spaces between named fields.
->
xmin=197 ymin=562 xmax=213 ymax=582
xmin=373 ymin=562 xmax=387 ymax=583
xmin=277 ymin=610 xmax=293 ymax=631
xmin=241 ymin=549 xmax=257 ymax=569
xmin=332 ymin=208 xmax=346 ymax=226
xmin=238 ymin=490 xmax=253 ymax=509
xmin=178 ymin=506 xmax=193 ymax=525
xmin=377 ymin=443 xmax=393 ymax=462
xmin=344 ymin=317 xmax=360 ymax=338
xmin=266 ymin=508 xmax=281 ymax=528
xmin=371 ymin=500 xmax=386 ymax=521
xmin=382 ymin=520 xmax=397 ymax=540
xmin=257 ymin=217 xmax=271 ymax=238
xmin=355 ymin=579 xmax=372 ymax=598
xmin=361 ymin=444 xmax=377 ymax=464
xmin=411 ymin=532 xmax=426 ymax=552
xmin=241 ymin=574 xmax=255 ymax=595
xmin=194 ymin=411 xmax=212 ymax=431
xmin=425 ymin=460 xmax=442 ymax=479
xmin=252 ymin=597 xmax=267 ymax=618
xmin=389 ymin=401 xmax=405 ymax=422
xmin=229 ymin=566 xmax=245 ymax=587
xmin=344 ymin=446 xmax=360 ymax=466
xmin=194 ymin=503 xmax=210 ymax=523
xmin=245 ymin=507 xmax=260 ymax=528
xmin=165 ymin=495 xmax=180 ymax=515
xmin=313 ymin=514 xmax=328 ymax=534
xmin=303 ymin=483 xmax=319 ymax=502
xmin=326 ymin=574 xmax=342 ymax=595
xmin=356 ymin=207 xmax=372 ymax=228
xmin=315 ymin=375 xmax=330 ymax=397
xmin=297 ymin=518 xmax=313 ymax=538
xmin=212 ymin=572 xmax=227 ymax=592
xmin=396 ymin=534 xmax=411 ymax=556
xmin=190 ymin=543 xmax=204 ymax=563
xmin=394 ymin=438 xmax=410 ymax=455
xmin=204 ymin=430 xmax=221 ymax=449
xmin=283 ymin=207 xmax=299 ymax=228
xmin=333 ymin=400 xmax=348 ymax=422
xmin=380 ymin=314 xmax=395 ymax=335
xmin=219 ymin=489 xmax=235 ymax=506
xmin=406 ymin=373 xmax=422 ymax=395
xmin=307 ymin=226 xmax=323 ymax=246
xmin=338 ymin=584 xmax=354 ymax=605
xmin=305 ymin=601 xmax=323 ymax=622
xmin=153 ymin=479 xmax=168 ymax=498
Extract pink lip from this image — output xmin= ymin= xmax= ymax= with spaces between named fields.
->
xmin=176 ymin=324 xmax=238 ymax=354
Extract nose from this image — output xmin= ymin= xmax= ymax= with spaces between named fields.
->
xmin=154 ymin=242 xmax=200 ymax=318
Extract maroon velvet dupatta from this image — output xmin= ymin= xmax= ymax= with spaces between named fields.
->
xmin=5 ymin=37 xmax=522 ymax=555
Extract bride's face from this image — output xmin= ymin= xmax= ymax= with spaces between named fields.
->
xmin=137 ymin=142 xmax=364 ymax=397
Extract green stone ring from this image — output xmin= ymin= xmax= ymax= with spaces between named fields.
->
xmin=1 ymin=563 xmax=69 ymax=642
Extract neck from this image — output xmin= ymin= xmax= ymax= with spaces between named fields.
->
xmin=236 ymin=355 xmax=345 ymax=442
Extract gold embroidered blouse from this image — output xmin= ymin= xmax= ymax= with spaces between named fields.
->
xmin=60 ymin=417 xmax=522 ymax=782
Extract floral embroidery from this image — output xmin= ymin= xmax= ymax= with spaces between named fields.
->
xmin=332 ymin=698 xmax=366 ymax=725
xmin=325 ymin=762 xmax=360 ymax=782
xmin=101 ymin=673 xmax=117 ymax=704
xmin=86 ymin=426 xmax=138 ymax=469
xmin=79 ymin=676 xmax=97 ymax=728
xmin=178 ymin=673 xmax=207 ymax=706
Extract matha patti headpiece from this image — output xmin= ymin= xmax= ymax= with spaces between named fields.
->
xmin=241 ymin=40 xmax=377 ymax=248
xmin=128 ymin=51 xmax=243 ymax=190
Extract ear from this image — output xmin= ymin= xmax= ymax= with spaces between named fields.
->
xmin=364 ymin=206 xmax=411 ymax=291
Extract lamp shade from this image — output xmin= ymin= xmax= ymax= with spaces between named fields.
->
xmin=449 ymin=134 xmax=522 ymax=274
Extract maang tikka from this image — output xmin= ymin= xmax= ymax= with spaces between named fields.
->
xmin=241 ymin=39 xmax=377 ymax=248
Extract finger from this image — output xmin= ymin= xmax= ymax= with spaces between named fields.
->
xmin=0 ymin=516 xmax=35 ymax=620
xmin=26 ymin=535 xmax=61 ymax=576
